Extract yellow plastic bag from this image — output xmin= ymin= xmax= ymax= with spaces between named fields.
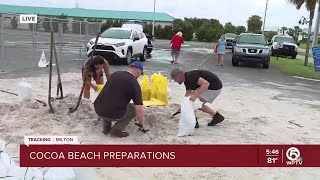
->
xmin=150 ymin=74 xmax=160 ymax=99
xmin=148 ymin=73 xmax=168 ymax=106
xmin=143 ymin=98 xmax=167 ymax=106
xmin=141 ymin=75 xmax=151 ymax=101
xmin=97 ymin=84 xmax=105 ymax=93
xmin=156 ymin=75 xmax=168 ymax=105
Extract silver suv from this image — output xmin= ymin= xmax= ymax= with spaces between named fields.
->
xmin=232 ymin=33 xmax=270 ymax=69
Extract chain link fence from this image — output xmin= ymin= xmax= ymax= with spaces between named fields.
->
xmin=0 ymin=13 xmax=101 ymax=74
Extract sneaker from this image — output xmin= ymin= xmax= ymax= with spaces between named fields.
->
xmin=195 ymin=118 xmax=199 ymax=128
xmin=208 ymin=112 xmax=225 ymax=126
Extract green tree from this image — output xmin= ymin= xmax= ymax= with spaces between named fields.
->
xmin=288 ymin=0 xmax=317 ymax=66
xmin=10 ymin=16 xmax=18 ymax=29
xmin=280 ymin=26 xmax=288 ymax=35
xmin=101 ymin=19 xmax=114 ymax=32
xmin=247 ymin=15 xmax=263 ymax=33
xmin=162 ymin=25 xmax=174 ymax=39
xmin=224 ymin=22 xmax=236 ymax=33
xmin=184 ymin=17 xmax=209 ymax=33
xmin=197 ymin=19 xmax=224 ymax=42
xmin=236 ymin=26 xmax=246 ymax=34
xmin=155 ymin=24 xmax=163 ymax=39
xmin=264 ymin=31 xmax=278 ymax=40
xmin=143 ymin=23 xmax=153 ymax=35
xmin=172 ymin=19 xmax=194 ymax=41
xmin=287 ymin=26 xmax=303 ymax=41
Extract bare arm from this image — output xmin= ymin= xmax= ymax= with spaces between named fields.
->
xmin=103 ymin=60 xmax=111 ymax=77
xmin=193 ymin=77 xmax=210 ymax=97
xmin=185 ymin=90 xmax=193 ymax=97
xmin=135 ymin=105 xmax=145 ymax=128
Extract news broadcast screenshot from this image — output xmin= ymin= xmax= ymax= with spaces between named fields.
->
xmin=0 ymin=0 xmax=320 ymax=179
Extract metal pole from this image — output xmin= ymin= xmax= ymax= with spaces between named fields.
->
xmin=79 ymin=21 xmax=82 ymax=60
xmin=152 ymin=0 xmax=156 ymax=36
xmin=58 ymin=21 xmax=63 ymax=56
xmin=262 ymin=0 xmax=268 ymax=34
xmin=1 ymin=14 xmax=4 ymax=63
xmin=32 ymin=23 xmax=35 ymax=65
xmin=313 ymin=2 xmax=320 ymax=47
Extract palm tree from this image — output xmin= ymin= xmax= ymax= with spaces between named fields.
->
xmin=288 ymin=0 xmax=316 ymax=66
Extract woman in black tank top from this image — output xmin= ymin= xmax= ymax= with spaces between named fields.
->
xmin=82 ymin=55 xmax=110 ymax=99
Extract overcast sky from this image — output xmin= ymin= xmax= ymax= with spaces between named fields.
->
xmin=1 ymin=0 xmax=312 ymax=29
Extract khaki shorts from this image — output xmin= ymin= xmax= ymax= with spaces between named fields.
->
xmin=201 ymin=89 xmax=222 ymax=104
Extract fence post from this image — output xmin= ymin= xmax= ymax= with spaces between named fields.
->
xmin=58 ymin=21 xmax=63 ymax=57
xmin=79 ymin=21 xmax=82 ymax=60
xmin=0 ymin=13 xmax=4 ymax=67
xmin=32 ymin=23 xmax=35 ymax=65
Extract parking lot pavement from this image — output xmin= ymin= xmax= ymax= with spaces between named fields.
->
xmin=1 ymin=39 xmax=320 ymax=100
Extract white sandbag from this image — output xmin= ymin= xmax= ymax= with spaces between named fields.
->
xmin=74 ymin=168 xmax=97 ymax=180
xmin=0 ymin=163 xmax=6 ymax=178
xmin=18 ymin=78 xmax=33 ymax=101
xmin=178 ymin=97 xmax=197 ymax=137
xmin=6 ymin=166 xmax=27 ymax=179
xmin=44 ymin=167 xmax=76 ymax=180
xmin=7 ymin=167 xmax=43 ymax=180
xmin=0 ymin=152 xmax=15 ymax=168
xmin=0 ymin=140 xmax=5 ymax=152
xmin=193 ymin=98 xmax=203 ymax=110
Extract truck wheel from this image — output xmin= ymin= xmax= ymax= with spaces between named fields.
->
xmin=124 ymin=49 xmax=132 ymax=65
xmin=232 ymin=58 xmax=239 ymax=66
xmin=291 ymin=54 xmax=297 ymax=59
xmin=140 ymin=47 xmax=147 ymax=61
xmin=263 ymin=61 xmax=270 ymax=69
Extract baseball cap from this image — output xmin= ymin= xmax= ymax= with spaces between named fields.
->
xmin=170 ymin=67 xmax=183 ymax=80
xmin=129 ymin=61 xmax=143 ymax=74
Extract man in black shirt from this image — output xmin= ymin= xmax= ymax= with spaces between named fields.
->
xmin=170 ymin=67 xmax=224 ymax=127
xmin=94 ymin=61 xmax=148 ymax=138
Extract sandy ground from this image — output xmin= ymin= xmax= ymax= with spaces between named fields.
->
xmin=1 ymin=73 xmax=320 ymax=179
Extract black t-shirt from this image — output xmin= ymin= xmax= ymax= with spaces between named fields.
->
xmin=184 ymin=70 xmax=222 ymax=90
xmin=94 ymin=71 xmax=143 ymax=119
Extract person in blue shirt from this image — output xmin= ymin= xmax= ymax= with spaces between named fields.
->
xmin=217 ymin=34 xmax=226 ymax=66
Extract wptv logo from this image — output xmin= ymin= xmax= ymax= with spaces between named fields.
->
xmin=286 ymin=147 xmax=303 ymax=165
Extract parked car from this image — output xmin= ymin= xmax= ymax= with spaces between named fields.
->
xmin=121 ymin=20 xmax=154 ymax=55
xmin=86 ymin=27 xmax=148 ymax=65
xmin=232 ymin=33 xmax=270 ymax=69
xmin=269 ymin=35 xmax=299 ymax=59
xmin=225 ymin=33 xmax=238 ymax=49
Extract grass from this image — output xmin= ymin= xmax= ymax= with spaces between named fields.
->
xmin=299 ymin=42 xmax=320 ymax=49
xmin=297 ymin=51 xmax=312 ymax=57
xmin=299 ymin=43 xmax=308 ymax=49
xmin=271 ymin=57 xmax=320 ymax=80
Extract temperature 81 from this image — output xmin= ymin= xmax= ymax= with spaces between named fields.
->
xmin=267 ymin=157 xmax=278 ymax=164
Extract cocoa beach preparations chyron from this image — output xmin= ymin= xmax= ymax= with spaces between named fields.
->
xmin=29 ymin=151 xmax=176 ymax=160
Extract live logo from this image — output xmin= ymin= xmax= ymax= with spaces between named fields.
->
xmin=20 ymin=14 xmax=37 ymax=23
